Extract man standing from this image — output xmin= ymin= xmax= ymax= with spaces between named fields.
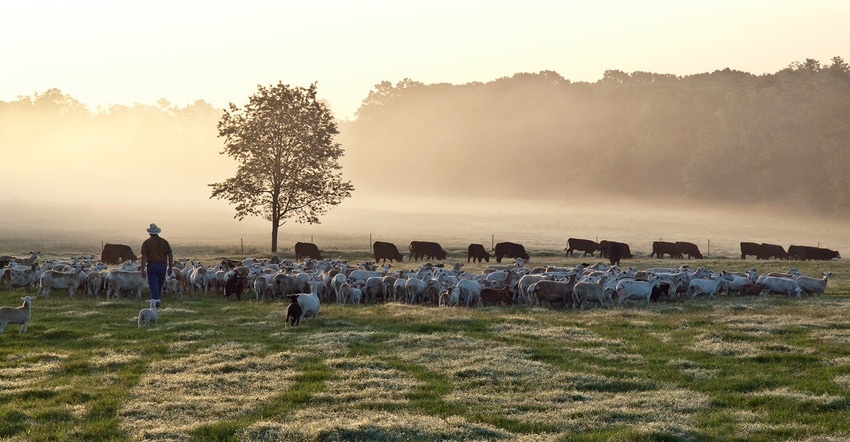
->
xmin=140 ymin=223 xmax=173 ymax=309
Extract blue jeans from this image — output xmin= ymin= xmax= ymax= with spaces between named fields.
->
xmin=147 ymin=262 xmax=167 ymax=308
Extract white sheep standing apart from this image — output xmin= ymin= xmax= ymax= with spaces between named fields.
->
xmin=296 ymin=281 xmax=321 ymax=322
xmin=137 ymin=299 xmax=159 ymax=328
xmin=0 ymin=296 xmax=36 ymax=334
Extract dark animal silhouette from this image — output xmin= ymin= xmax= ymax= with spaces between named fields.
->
xmin=286 ymin=294 xmax=303 ymax=326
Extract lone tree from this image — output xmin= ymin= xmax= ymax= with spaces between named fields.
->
xmin=210 ymin=81 xmax=354 ymax=253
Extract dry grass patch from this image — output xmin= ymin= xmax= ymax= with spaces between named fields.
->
xmin=716 ymin=313 xmax=841 ymax=334
xmin=746 ymin=387 xmax=846 ymax=405
xmin=668 ymin=359 xmax=721 ymax=380
xmin=835 ymin=374 xmax=850 ymax=389
xmin=565 ymin=345 xmax=646 ymax=363
xmin=119 ymin=342 xmax=301 ymax=440
xmin=291 ymin=330 xmax=377 ymax=356
xmin=239 ymin=410 xmax=514 ymax=441
xmin=382 ymin=302 xmax=476 ymax=321
xmin=57 ymin=309 xmax=102 ymax=319
xmin=313 ymin=357 xmax=422 ymax=408
xmin=826 ymin=357 xmax=850 ymax=367
xmin=388 ymin=332 xmax=706 ymax=433
xmin=689 ymin=333 xmax=762 ymax=357
xmin=90 ymin=349 xmax=140 ymax=368
xmin=811 ymin=329 xmax=850 ymax=345
xmin=0 ymin=352 xmax=67 ymax=390
xmin=733 ymin=420 xmax=810 ymax=439
xmin=489 ymin=323 xmax=626 ymax=346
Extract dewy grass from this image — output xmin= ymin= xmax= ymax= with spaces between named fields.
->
xmin=118 ymin=342 xmax=302 ymax=439
xmin=2 ymin=254 xmax=850 ymax=440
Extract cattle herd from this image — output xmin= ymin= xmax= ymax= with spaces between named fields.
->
xmin=0 ymin=236 xmax=840 ymax=318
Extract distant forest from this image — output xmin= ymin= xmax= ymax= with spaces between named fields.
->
xmin=3 ymin=56 xmax=849 ymax=218
xmin=339 ymin=57 xmax=850 ymax=217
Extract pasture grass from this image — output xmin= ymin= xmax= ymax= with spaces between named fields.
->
xmin=0 ymin=255 xmax=849 ymax=440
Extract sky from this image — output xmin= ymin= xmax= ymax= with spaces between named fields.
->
xmin=2 ymin=0 xmax=849 ymax=120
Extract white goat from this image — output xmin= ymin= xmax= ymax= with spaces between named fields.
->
xmin=137 ymin=299 xmax=159 ymax=327
xmin=0 ymin=296 xmax=36 ymax=334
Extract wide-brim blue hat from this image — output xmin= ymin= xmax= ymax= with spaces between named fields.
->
xmin=146 ymin=223 xmax=162 ymax=234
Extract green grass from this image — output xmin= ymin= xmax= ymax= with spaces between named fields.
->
xmin=1 ymin=255 xmax=849 ymax=440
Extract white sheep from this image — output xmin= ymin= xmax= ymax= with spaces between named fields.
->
xmin=0 ymin=296 xmax=36 ymax=334
xmin=296 ymin=281 xmax=321 ymax=322
xmin=796 ymin=272 xmax=831 ymax=296
xmin=137 ymin=299 xmax=158 ymax=328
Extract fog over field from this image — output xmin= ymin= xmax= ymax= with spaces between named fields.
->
xmin=1 ymin=193 xmax=846 ymax=261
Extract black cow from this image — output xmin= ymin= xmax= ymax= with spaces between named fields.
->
xmin=408 ymin=241 xmax=447 ymax=261
xmin=650 ymin=241 xmax=678 ymax=259
xmin=791 ymin=245 xmax=840 ymax=261
xmin=675 ymin=241 xmax=703 ymax=259
xmin=494 ymin=242 xmax=530 ymax=263
xmin=565 ymin=238 xmax=600 ymax=257
xmin=467 ymin=244 xmax=491 ymax=263
xmin=788 ymin=245 xmax=804 ymax=260
xmin=373 ymin=241 xmax=404 ymax=263
xmin=101 ymin=243 xmax=137 ymax=265
xmin=606 ymin=241 xmax=627 ymax=266
xmin=740 ymin=242 xmax=763 ymax=260
xmin=761 ymin=243 xmax=789 ymax=260
xmin=600 ymin=240 xmax=632 ymax=261
xmin=294 ymin=242 xmax=323 ymax=261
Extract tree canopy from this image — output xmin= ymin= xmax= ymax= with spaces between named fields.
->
xmin=341 ymin=56 xmax=850 ymax=217
xmin=210 ymin=81 xmax=353 ymax=252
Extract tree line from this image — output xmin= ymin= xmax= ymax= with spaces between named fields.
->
xmin=339 ymin=57 xmax=850 ymax=217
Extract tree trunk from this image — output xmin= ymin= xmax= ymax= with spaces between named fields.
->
xmin=271 ymin=221 xmax=279 ymax=253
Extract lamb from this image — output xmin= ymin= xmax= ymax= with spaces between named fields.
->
xmin=438 ymin=288 xmax=459 ymax=306
xmin=479 ymin=282 xmax=512 ymax=306
xmin=350 ymin=287 xmax=363 ymax=304
xmin=337 ymin=281 xmax=353 ymax=304
xmin=285 ymin=295 xmax=303 ymax=326
xmin=253 ymin=274 xmax=273 ymax=301
xmin=137 ymin=299 xmax=159 ymax=327
xmin=0 ymin=296 xmax=37 ymax=334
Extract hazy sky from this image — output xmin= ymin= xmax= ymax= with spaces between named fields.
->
xmin=2 ymin=0 xmax=848 ymax=120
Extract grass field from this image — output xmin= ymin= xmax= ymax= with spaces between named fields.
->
xmin=1 ymin=253 xmax=849 ymax=441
